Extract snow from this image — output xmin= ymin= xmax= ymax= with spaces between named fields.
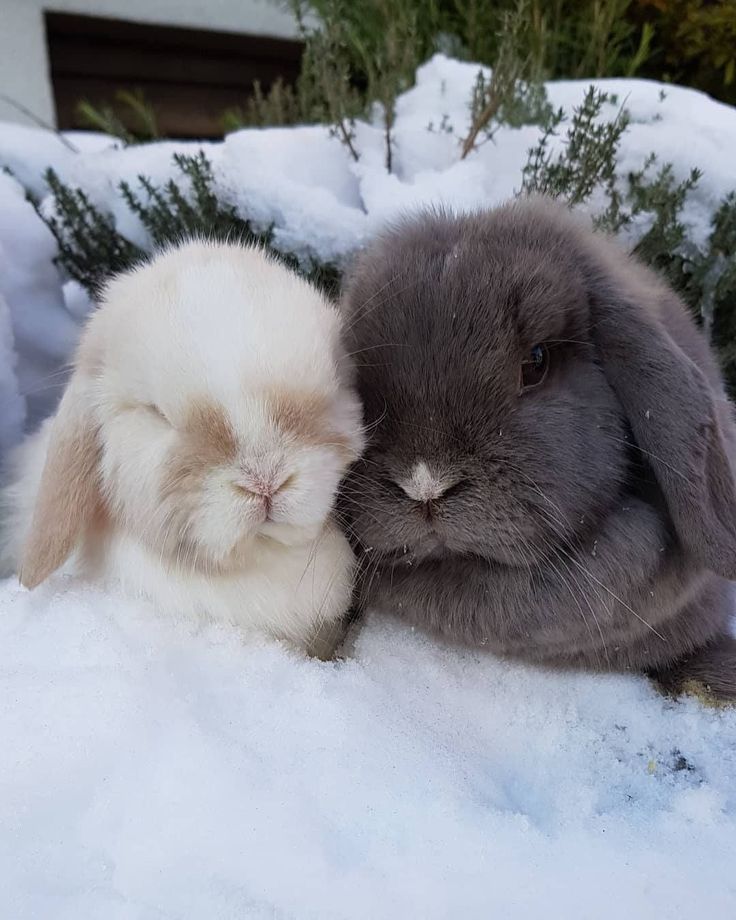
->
xmin=0 ymin=172 xmax=80 ymax=447
xmin=1 ymin=577 xmax=735 ymax=918
xmin=0 ymin=123 xmax=119 ymax=198
xmin=1 ymin=54 xmax=736 ymax=917
xmin=218 ymin=126 xmax=368 ymax=263
xmin=0 ymin=290 xmax=24 ymax=453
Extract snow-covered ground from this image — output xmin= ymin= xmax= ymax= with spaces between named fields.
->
xmin=2 ymin=579 xmax=735 ymax=919
xmin=1 ymin=54 xmax=736 ymax=918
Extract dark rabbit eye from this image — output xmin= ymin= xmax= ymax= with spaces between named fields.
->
xmin=142 ymin=403 xmax=170 ymax=424
xmin=519 ymin=344 xmax=549 ymax=393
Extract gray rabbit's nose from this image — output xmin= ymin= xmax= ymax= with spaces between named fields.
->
xmin=397 ymin=460 xmax=458 ymax=503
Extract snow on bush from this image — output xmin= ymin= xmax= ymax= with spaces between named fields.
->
xmin=3 ymin=57 xmax=736 ymax=453
xmin=2 ymin=56 xmax=736 ymax=450
xmin=1 ymin=55 xmax=736 ymax=917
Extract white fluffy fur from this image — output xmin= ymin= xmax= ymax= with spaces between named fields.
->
xmin=0 ymin=241 xmax=365 ymax=655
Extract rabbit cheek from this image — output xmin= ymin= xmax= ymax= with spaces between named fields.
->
xmin=157 ymin=403 xmax=245 ymax=566
xmin=267 ymin=389 xmax=358 ymax=527
xmin=100 ymin=411 xmax=179 ymax=549
xmin=191 ymin=470 xmax=266 ymax=565
xmin=280 ymin=447 xmax=346 ymax=527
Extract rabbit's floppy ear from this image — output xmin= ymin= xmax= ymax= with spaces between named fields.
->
xmin=20 ymin=373 xmax=103 ymax=589
xmin=585 ymin=244 xmax=736 ymax=579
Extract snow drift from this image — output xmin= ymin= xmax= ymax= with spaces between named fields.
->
xmin=1 ymin=580 xmax=735 ymax=919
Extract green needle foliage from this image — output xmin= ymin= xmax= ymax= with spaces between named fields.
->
xmin=76 ymin=89 xmax=160 ymax=144
xmin=28 ymin=153 xmax=340 ymax=299
xmin=460 ymin=1 xmax=553 ymax=158
xmin=118 ymin=152 xmax=272 ymax=248
xmin=519 ymin=87 xmax=736 ymax=390
xmin=522 ymin=87 xmax=630 ymax=207
xmin=27 ymin=168 xmax=144 ymax=295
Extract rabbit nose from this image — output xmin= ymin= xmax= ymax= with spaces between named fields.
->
xmin=252 ymin=479 xmax=276 ymax=499
xmin=234 ymin=470 xmax=295 ymax=499
xmin=397 ymin=460 xmax=458 ymax=503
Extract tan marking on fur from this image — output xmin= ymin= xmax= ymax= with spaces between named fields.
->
xmin=155 ymin=401 xmax=239 ymax=569
xmin=268 ymin=389 xmax=353 ymax=459
xmin=159 ymin=400 xmax=237 ymax=503
xmin=187 ymin=401 xmax=239 ymax=463
xmin=20 ymin=398 xmax=103 ymax=589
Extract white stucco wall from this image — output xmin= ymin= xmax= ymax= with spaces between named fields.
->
xmin=0 ymin=0 xmax=299 ymax=127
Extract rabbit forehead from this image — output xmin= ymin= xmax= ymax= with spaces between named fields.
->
xmin=348 ymin=207 xmax=589 ymax=347
xmin=95 ymin=242 xmax=341 ymax=402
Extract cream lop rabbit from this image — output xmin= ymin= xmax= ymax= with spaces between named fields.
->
xmin=1 ymin=240 xmax=364 ymax=656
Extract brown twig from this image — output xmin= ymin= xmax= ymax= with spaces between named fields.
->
xmin=460 ymin=85 xmax=503 ymax=159
xmin=337 ymin=118 xmax=360 ymax=163
xmin=384 ymin=111 xmax=393 ymax=174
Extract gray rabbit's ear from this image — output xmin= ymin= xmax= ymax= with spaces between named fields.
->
xmin=585 ymin=244 xmax=736 ymax=579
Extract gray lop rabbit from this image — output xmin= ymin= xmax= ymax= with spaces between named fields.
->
xmin=339 ymin=197 xmax=736 ymax=699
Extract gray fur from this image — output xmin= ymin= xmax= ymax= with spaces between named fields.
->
xmin=338 ymin=197 xmax=736 ymax=699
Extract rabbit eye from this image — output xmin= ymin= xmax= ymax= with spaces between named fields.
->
xmin=143 ymin=403 xmax=169 ymax=424
xmin=519 ymin=344 xmax=549 ymax=393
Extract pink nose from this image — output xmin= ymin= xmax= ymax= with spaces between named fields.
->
xmin=252 ymin=477 xmax=276 ymax=498
xmin=235 ymin=478 xmax=274 ymax=499
xmin=234 ymin=471 xmax=293 ymax=501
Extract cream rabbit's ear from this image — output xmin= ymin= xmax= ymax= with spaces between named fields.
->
xmin=20 ymin=375 xmax=103 ymax=589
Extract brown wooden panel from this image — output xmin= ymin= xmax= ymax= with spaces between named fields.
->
xmin=53 ymin=76 xmax=269 ymax=138
xmin=45 ymin=11 xmax=304 ymax=139
xmin=49 ymin=41 xmax=298 ymax=86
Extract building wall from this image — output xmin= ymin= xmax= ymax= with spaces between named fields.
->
xmin=0 ymin=0 xmax=298 ymax=127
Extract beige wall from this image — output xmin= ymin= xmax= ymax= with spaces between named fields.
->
xmin=0 ymin=0 xmax=298 ymax=127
